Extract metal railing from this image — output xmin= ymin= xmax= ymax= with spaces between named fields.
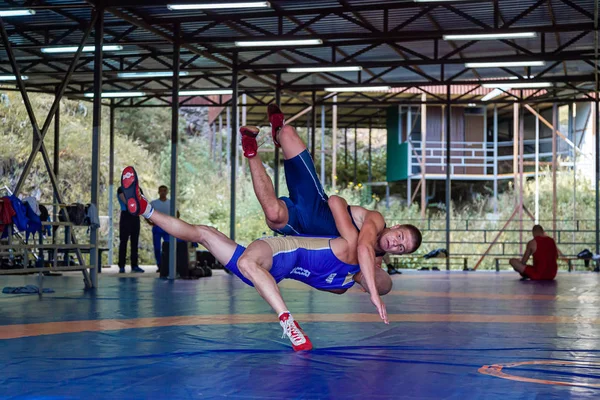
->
xmin=389 ymin=217 xmax=598 ymax=270
xmin=409 ymin=139 xmax=569 ymax=177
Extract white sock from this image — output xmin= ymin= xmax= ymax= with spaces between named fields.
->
xmin=142 ymin=203 xmax=154 ymax=219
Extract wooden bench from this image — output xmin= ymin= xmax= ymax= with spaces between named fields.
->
xmin=0 ymin=265 xmax=93 ymax=275
xmin=51 ymin=247 xmax=110 ymax=272
xmin=492 ymin=256 xmax=587 ymax=272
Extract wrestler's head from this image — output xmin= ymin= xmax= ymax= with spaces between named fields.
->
xmin=377 ymin=224 xmax=422 ymax=255
xmin=532 ymin=224 xmax=545 ymax=237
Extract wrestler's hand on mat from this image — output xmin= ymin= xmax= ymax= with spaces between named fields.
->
xmin=371 ymin=294 xmax=389 ymax=324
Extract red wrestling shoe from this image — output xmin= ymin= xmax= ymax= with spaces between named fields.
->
xmin=279 ymin=312 xmax=313 ymax=351
xmin=121 ymin=166 xmax=150 ymax=217
xmin=267 ymin=104 xmax=285 ymax=148
xmin=240 ymin=126 xmax=259 ymax=158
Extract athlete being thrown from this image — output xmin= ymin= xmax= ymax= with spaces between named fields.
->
xmin=240 ymin=104 xmax=422 ymax=323
xmin=121 ymin=166 xmax=393 ymax=352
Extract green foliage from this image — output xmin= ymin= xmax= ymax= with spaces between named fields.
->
xmin=115 ymin=105 xmax=172 ymax=154
xmin=1 ymin=93 xmax=596 ymax=271
xmin=1 ymin=92 xmax=161 ymax=264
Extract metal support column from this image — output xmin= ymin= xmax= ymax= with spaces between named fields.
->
xmin=513 ymin=103 xmax=519 ymax=207
xmin=535 ymin=107 xmax=540 ymax=224
xmin=321 ymin=105 xmax=326 ymax=185
xmin=354 ymin=124 xmax=358 ymax=183
xmin=421 ymin=94 xmax=427 ymax=218
xmin=306 ymin=107 xmax=311 ymax=150
xmin=368 ymin=120 xmax=372 ymax=183
xmin=445 ymin=86 xmax=451 ymax=271
xmin=53 ymin=98 xmax=60 ymax=225
xmin=594 ymin=0 xmax=599 ymax=256
xmin=230 ymin=52 xmax=239 ymax=240
xmin=107 ymin=101 xmax=115 ymax=267
xmin=226 ymin=107 xmax=231 ymax=172
xmin=168 ymin=23 xmax=181 ymax=281
xmin=311 ymin=92 xmax=316 ymax=159
xmin=332 ymin=95 xmax=337 ymax=190
xmin=519 ymin=104 xmax=524 ymax=254
xmin=344 ymin=128 xmax=348 ymax=169
xmin=493 ymin=105 xmax=498 ymax=213
xmin=552 ymin=103 xmax=558 ymax=239
xmin=241 ymin=93 xmax=247 ymax=171
xmin=218 ymin=113 xmax=223 ymax=174
xmin=90 ymin=8 xmax=104 ymax=287
xmin=569 ymin=102 xmax=576 ymax=255
xmin=274 ymin=75 xmax=281 ymax=197
xmin=594 ymin=98 xmax=600 ymax=254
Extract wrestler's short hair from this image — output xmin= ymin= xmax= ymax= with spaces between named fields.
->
xmin=532 ymin=224 xmax=544 ymax=235
xmin=403 ymin=224 xmax=422 ymax=254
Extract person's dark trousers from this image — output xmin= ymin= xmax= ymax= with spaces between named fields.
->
xmin=119 ymin=211 xmax=140 ymax=269
xmin=152 ymin=225 xmax=169 ymax=268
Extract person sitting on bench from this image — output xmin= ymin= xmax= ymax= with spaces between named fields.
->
xmin=509 ymin=225 xmax=558 ymax=281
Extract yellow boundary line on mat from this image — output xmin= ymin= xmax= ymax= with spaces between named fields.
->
xmin=4 ymin=313 xmax=600 ymax=340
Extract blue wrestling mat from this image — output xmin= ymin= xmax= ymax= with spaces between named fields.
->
xmin=1 ymin=271 xmax=599 ymax=399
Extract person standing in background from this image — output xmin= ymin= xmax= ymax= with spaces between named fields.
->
xmin=150 ymin=185 xmax=171 ymax=272
xmin=117 ymin=186 xmax=144 ymax=273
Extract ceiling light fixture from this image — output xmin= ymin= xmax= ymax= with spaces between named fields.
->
xmin=168 ymin=2 xmax=270 ymax=10
xmin=324 ymin=86 xmax=391 ymax=92
xmin=117 ymin=71 xmax=189 ymax=79
xmin=466 ymin=61 xmax=546 ymax=68
xmin=179 ymin=89 xmax=233 ymax=95
xmin=41 ymin=45 xmax=124 ymax=54
xmin=0 ymin=75 xmax=28 ymax=81
xmin=0 ymin=9 xmax=35 ymax=17
xmin=235 ymin=39 xmax=323 ymax=47
xmin=444 ymin=32 xmax=537 ymax=41
xmin=482 ymin=82 xmax=552 ymax=89
xmin=287 ymin=66 xmax=362 ymax=73
xmin=83 ymin=91 xmax=146 ymax=98
xmin=481 ymin=88 xmax=504 ymax=102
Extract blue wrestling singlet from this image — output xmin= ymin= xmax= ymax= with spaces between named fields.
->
xmin=224 ymin=237 xmax=360 ymax=291
xmin=275 ymin=150 xmax=339 ymax=236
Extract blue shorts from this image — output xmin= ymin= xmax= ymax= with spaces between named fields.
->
xmin=224 ymin=240 xmax=359 ymax=290
xmin=275 ymin=150 xmax=338 ymax=236
xmin=224 ymin=244 xmax=298 ymax=287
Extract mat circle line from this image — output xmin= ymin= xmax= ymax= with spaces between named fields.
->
xmin=479 ymin=360 xmax=600 ymax=388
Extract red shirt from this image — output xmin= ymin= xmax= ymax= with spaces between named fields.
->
xmin=531 ymin=236 xmax=558 ymax=280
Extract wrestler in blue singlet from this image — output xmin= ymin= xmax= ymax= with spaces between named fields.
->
xmin=275 ymin=150 xmax=386 ymax=255
xmin=274 ymin=150 xmax=338 ymax=236
xmin=224 ymin=237 xmax=360 ymax=291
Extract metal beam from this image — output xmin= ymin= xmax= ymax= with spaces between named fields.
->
xmin=105 ymin=8 xmax=310 ymax=105
xmin=274 ymin=74 xmax=281 ymax=198
xmin=11 ymin=13 xmax=98 ymax=195
xmin=168 ymin=23 xmax=180 ymax=281
xmin=90 ymin=8 xmax=103 ymax=287
xmin=108 ymin=101 xmax=115 ymax=267
xmin=311 ymin=91 xmax=317 ymax=159
xmin=552 ymin=103 xmax=558 ymax=239
xmin=445 ymin=86 xmax=451 ymax=271
xmin=230 ymin=52 xmax=239 ymax=240
xmin=0 ymin=14 xmax=92 ymax=285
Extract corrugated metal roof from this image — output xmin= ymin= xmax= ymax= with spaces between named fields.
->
xmin=0 ymin=0 xmax=594 ymax=120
